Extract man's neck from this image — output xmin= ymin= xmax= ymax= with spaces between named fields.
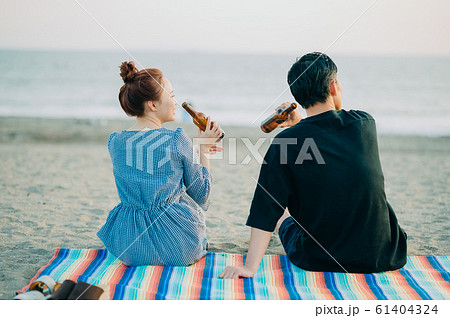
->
xmin=305 ymin=101 xmax=337 ymax=118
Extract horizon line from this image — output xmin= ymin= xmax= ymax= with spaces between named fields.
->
xmin=1 ymin=47 xmax=450 ymax=59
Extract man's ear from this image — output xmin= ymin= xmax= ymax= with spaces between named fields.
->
xmin=146 ymin=101 xmax=158 ymax=112
xmin=329 ymin=80 xmax=338 ymax=96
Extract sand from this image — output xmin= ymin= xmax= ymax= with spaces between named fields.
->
xmin=0 ymin=116 xmax=449 ymax=299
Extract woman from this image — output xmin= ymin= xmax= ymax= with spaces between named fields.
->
xmin=97 ymin=61 xmax=223 ymax=266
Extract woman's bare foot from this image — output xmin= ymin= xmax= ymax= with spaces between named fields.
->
xmin=275 ymin=208 xmax=291 ymax=233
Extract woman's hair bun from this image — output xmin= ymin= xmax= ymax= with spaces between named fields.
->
xmin=119 ymin=61 xmax=138 ymax=83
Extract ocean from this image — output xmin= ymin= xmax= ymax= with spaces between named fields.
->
xmin=0 ymin=49 xmax=449 ymax=136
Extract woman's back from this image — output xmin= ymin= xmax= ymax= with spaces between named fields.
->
xmin=97 ymin=128 xmax=212 ymax=266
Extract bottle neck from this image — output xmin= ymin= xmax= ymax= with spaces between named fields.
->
xmin=182 ymin=102 xmax=198 ymax=118
xmin=282 ymin=103 xmax=297 ymax=115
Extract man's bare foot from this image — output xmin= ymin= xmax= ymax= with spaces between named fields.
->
xmin=275 ymin=208 xmax=291 ymax=233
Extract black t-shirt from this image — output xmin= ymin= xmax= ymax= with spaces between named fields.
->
xmin=247 ymin=109 xmax=407 ymax=273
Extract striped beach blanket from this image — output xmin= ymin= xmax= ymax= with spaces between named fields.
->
xmin=17 ymin=248 xmax=450 ymax=300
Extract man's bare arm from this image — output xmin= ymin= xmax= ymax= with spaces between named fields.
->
xmin=218 ymin=227 xmax=272 ymax=279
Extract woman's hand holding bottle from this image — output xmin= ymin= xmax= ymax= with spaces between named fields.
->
xmin=196 ymin=116 xmax=223 ymax=169
xmin=197 ymin=116 xmax=223 ymax=151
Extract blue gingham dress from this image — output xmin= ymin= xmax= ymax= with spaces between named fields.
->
xmin=97 ymin=128 xmax=211 ymax=266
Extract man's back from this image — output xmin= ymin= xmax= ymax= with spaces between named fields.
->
xmin=247 ymin=109 xmax=407 ymax=273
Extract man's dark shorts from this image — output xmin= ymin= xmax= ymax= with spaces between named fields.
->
xmin=278 ymin=217 xmax=303 ymax=263
xmin=278 ymin=216 xmax=408 ymax=265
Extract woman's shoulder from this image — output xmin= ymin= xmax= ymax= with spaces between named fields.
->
xmin=108 ymin=131 xmax=119 ymax=148
xmin=108 ymin=128 xmax=189 ymax=149
xmin=173 ymin=127 xmax=187 ymax=137
xmin=172 ymin=128 xmax=194 ymax=146
xmin=112 ymin=127 xmax=181 ymax=137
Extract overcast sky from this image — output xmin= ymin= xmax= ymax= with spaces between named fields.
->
xmin=1 ymin=0 xmax=449 ymax=56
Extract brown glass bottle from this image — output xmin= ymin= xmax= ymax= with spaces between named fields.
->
xmin=260 ymin=103 xmax=298 ymax=133
xmin=29 ymin=275 xmax=57 ymax=296
xmin=182 ymin=102 xmax=225 ymax=141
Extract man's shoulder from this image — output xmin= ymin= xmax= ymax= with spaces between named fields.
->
xmin=274 ymin=126 xmax=296 ymax=139
xmin=344 ymin=109 xmax=375 ymax=121
xmin=272 ymin=108 xmax=375 ymax=140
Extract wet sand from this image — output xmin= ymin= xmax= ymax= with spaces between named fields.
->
xmin=0 ymin=116 xmax=449 ymax=299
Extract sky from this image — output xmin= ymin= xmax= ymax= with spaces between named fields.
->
xmin=1 ymin=0 xmax=449 ymax=56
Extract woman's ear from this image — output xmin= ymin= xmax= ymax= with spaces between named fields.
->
xmin=146 ymin=101 xmax=158 ymax=112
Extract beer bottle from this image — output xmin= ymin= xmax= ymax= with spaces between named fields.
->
xmin=181 ymin=102 xmax=225 ymax=141
xmin=260 ymin=103 xmax=298 ymax=133
xmin=29 ymin=275 xmax=57 ymax=296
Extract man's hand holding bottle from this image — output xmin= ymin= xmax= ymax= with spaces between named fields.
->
xmin=276 ymin=102 xmax=303 ymax=128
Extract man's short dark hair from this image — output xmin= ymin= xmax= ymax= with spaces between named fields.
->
xmin=287 ymin=52 xmax=338 ymax=109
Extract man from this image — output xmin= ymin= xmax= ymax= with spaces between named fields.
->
xmin=219 ymin=52 xmax=407 ymax=278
